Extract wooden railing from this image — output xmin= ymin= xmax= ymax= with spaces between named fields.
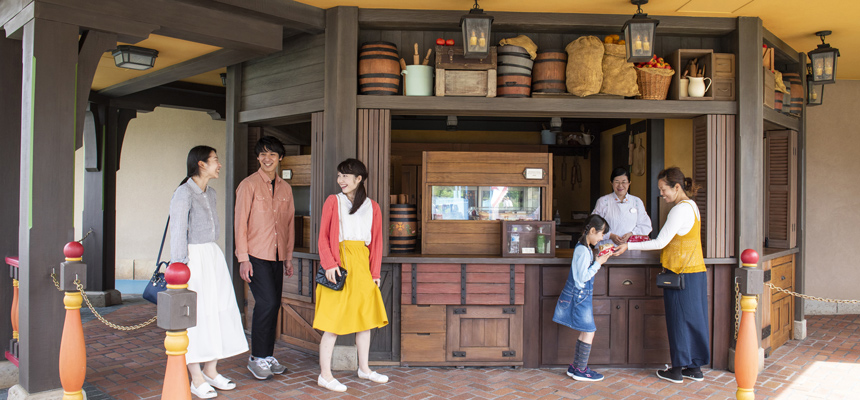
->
xmin=5 ymin=256 xmax=18 ymax=367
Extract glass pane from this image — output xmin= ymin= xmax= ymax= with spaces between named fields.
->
xmin=811 ymin=53 xmax=833 ymax=81
xmin=430 ymin=186 xmax=541 ymax=221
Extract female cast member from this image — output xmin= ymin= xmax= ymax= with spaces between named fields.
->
xmin=592 ymin=167 xmax=651 ymax=246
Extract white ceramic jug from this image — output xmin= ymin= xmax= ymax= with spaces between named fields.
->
xmin=687 ymin=76 xmax=712 ymax=98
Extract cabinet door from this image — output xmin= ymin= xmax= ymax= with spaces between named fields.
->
xmin=447 ymin=305 xmax=523 ymax=362
xmin=540 ymin=298 xmax=626 ymax=365
xmin=628 ymin=299 xmax=671 ymax=365
xmin=771 ymin=294 xmax=793 ymax=351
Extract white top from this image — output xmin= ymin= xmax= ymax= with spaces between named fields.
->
xmin=628 ymin=200 xmax=699 ymax=251
xmin=337 ymin=193 xmax=373 ymax=246
xmin=591 ymin=193 xmax=652 ymax=245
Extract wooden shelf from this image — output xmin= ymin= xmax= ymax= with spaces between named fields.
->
xmin=357 ymin=95 xmax=737 ymax=118
xmin=548 ymin=145 xmax=591 ymax=158
xmin=762 ymin=27 xmax=801 ymax=66
xmin=763 ymin=107 xmax=801 ymax=131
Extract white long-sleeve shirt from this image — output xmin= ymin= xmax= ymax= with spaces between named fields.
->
xmin=628 ymin=200 xmax=699 ymax=251
xmin=592 ymin=193 xmax=652 ymax=245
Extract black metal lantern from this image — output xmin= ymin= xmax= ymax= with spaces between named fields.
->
xmin=622 ymin=0 xmax=659 ymax=63
xmin=460 ymin=0 xmax=493 ymax=59
xmin=220 ymin=73 xmax=227 ymax=87
xmin=807 ymin=76 xmax=824 ymax=106
xmin=808 ymin=30 xmax=839 ymax=84
xmin=111 ymin=45 xmax=159 ymax=70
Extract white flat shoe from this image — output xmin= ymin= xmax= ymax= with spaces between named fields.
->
xmin=357 ymin=369 xmax=389 ymax=383
xmin=190 ymin=382 xmax=218 ymax=399
xmin=202 ymin=373 xmax=236 ymax=390
xmin=317 ymin=375 xmax=347 ymax=392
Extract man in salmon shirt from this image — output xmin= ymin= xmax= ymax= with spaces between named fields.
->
xmin=235 ymin=136 xmax=295 ymax=380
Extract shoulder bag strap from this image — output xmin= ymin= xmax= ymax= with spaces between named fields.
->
xmin=336 ymin=194 xmax=346 ymax=266
xmin=155 ymin=217 xmax=170 ymax=272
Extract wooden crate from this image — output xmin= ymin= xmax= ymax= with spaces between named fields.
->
xmin=446 ymin=305 xmax=523 ymax=363
xmin=401 ymin=263 xmax=525 ymax=305
xmin=763 ymin=68 xmax=775 ymax=109
xmin=401 ymin=305 xmax=447 ymax=363
xmin=435 ymin=45 xmax=497 ymax=97
xmin=668 ymin=49 xmax=714 ymax=100
xmin=279 ymin=155 xmax=311 ymax=186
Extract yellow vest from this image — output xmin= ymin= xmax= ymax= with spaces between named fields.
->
xmin=660 ymin=201 xmax=706 ymax=274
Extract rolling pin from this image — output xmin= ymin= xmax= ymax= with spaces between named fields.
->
xmin=400 ymin=58 xmax=407 ymax=71
xmin=413 ymin=43 xmax=419 ymax=65
xmin=422 ymin=48 xmax=432 ymax=65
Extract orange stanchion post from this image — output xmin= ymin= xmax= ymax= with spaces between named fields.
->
xmin=58 ymin=242 xmax=88 ymax=400
xmin=6 ymin=256 xmax=19 ymax=366
xmin=158 ymin=262 xmax=197 ymax=400
xmin=735 ymin=249 xmax=762 ymax=400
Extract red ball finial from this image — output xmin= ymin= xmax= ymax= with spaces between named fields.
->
xmin=165 ymin=262 xmax=191 ymax=285
xmin=64 ymin=241 xmax=84 ymax=259
xmin=740 ymin=249 xmax=759 ymax=265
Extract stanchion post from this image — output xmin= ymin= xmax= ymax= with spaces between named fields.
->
xmin=735 ymin=249 xmax=763 ymax=400
xmin=58 ymin=242 xmax=88 ymax=400
xmin=7 ymin=257 xmax=19 ymax=365
xmin=158 ymin=262 xmax=197 ymax=400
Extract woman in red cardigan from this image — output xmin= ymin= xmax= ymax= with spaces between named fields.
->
xmin=313 ymin=158 xmax=389 ymax=392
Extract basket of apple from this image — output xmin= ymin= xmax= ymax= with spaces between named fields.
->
xmin=634 ymin=55 xmax=675 ymax=100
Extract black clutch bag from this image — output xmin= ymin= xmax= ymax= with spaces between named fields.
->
xmin=315 ymin=265 xmax=347 ymax=291
xmin=656 ymin=269 xmax=685 ymax=290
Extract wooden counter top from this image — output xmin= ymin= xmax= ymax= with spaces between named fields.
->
xmin=292 ymin=250 xmax=736 ymax=265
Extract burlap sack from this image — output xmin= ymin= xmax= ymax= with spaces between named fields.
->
xmin=565 ymin=36 xmax=604 ymax=97
xmin=600 ymin=43 xmax=640 ymax=97
xmin=499 ymin=35 xmax=538 ymax=60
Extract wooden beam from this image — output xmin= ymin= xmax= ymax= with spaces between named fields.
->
xmin=0 ymin=0 xmax=25 ymax=29
xmin=762 ymin=27 xmax=800 ymax=65
xmin=794 ymin=52 xmax=807 ymax=322
xmin=359 ymin=9 xmax=736 ymax=35
xmin=322 ymin=6 xmax=358 ymax=195
xmin=179 ymin=0 xmax=325 ymax=34
xmin=107 ymin=82 xmax=226 ymax=121
xmin=646 ymin=119 xmax=665 ymax=233
xmin=75 ymin=30 xmax=117 ymax=150
xmin=6 ymin=1 xmax=156 ymax=43
xmin=224 ymin=63 xmax=248 ymax=310
xmin=736 ymin=17 xmax=764 ymax=258
xmin=238 ymin=98 xmax=324 ymax=124
xmin=99 ymin=48 xmax=257 ymax=97
xmin=2 ymin=0 xmax=33 ymax=39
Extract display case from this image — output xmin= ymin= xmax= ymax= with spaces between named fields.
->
xmin=501 ymin=221 xmax=555 ymax=257
xmin=429 ymin=186 xmax=542 ymax=221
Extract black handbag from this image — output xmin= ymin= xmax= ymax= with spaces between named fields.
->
xmin=142 ymin=217 xmax=170 ymax=304
xmin=315 ymin=265 xmax=348 ymax=291
xmin=656 ymin=268 xmax=685 ymax=290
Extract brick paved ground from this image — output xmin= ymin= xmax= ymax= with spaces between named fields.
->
xmin=69 ymin=300 xmax=860 ymax=399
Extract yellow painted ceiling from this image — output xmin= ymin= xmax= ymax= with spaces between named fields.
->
xmin=298 ymin=0 xmax=859 ymax=79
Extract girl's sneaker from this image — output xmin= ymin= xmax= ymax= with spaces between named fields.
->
xmin=567 ymin=365 xmax=605 ymax=382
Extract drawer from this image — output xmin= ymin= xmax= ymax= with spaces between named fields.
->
xmin=608 ymin=267 xmax=647 ymax=297
xmin=770 ymin=262 xmax=793 ymax=301
xmin=401 ymin=333 xmax=446 ymax=362
xmin=648 ymin=267 xmax=664 ymax=296
xmin=713 ymin=78 xmax=735 ymax=101
xmin=713 ymin=53 xmax=735 ymax=78
xmin=401 ymin=305 xmax=446 ymax=333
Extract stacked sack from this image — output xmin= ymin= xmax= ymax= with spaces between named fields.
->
xmin=564 ymin=35 xmax=640 ymax=97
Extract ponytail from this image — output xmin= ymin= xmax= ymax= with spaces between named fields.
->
xmin=578 ymin=214 xmax=609 ymax=248
xmin=337 ymin=158 xmax=369 ymax=215
xmin=183 ymin=145 xmax=216 ymax=187
xmin=658 ymin=167 xmax=700 ymax=196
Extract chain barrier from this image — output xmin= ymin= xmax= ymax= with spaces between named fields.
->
xmin=76 ymin=229 xmax=94 ymax=243
xmin=51 ymin=272 xmax=157 ymax=331
xmin=734 ymin=278 xmax=740 ymax=341
xmin=765 ymin=283 xmax=860 ymax=304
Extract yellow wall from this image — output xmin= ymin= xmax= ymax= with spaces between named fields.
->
xmin=553 ymin=154 xmax=591 ymax=220
xmin=664 ymin=119 xmax=694 ymax=177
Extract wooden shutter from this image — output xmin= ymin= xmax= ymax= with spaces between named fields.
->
xmin=692 ymin=115 xmax=736 ymax=258
xmin=357 ymin=109 xmax=392 ymax=254
xmin=765 ymin=130 xmax=798 ymax=248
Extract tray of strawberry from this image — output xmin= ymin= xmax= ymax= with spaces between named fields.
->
xmin=635 ymin=54 xmax=672 ymax=70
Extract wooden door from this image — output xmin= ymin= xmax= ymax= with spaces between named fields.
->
xmin=769 ymin=255 xmax=794 ymax=351
xmin=370 ymin=263 xmax=400 ymax=361
xmin=447 ymin=305 xmax=523 ymax=363
xmin=540 ymin=298 xmax=626 ymax=366
xmin=627 ymin=298 xmax=671 ymax=365
xmin=279 ymin=297 xmax=320 ymax=353
xmin=765 ymin=130 xmax=798 ymax=248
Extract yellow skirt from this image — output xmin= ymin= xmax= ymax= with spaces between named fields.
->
xmin=313 ymin=241 xmax=389 ymax=335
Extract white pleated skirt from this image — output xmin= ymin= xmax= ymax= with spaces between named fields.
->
xmin=185 ymin=242 xmax=249 ymax=364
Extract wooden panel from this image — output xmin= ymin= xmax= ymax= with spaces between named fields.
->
xmin=627 ymin=299 xmax=671 ymax=365
xmin=241 ymin=81 xmax=325 ymax=111
xmin=282 ymin=258 xmax=314 ymax=301
xmin=401 ymin=333 xmax=446 ymax=363
xmin=401 ymin=305 xmax=447 ymax=333
xmin=765 ymin=130 xmax=798 ymax=249
xmin=279 ymin=297 xmax=320 ymax=353
xmin=608 ymin=267 xmax=647 ymax=297
xmin=542 ymin=267 xmax=607 ymax=297
xmin=357 ymin=109 xmax=391 ymax=255
xmin=447 ymin=306 xmax=523 ymax=363
xmin=280 ymin=155 xmax=311 ymax=186
xmin=310 ymin=112 xmax=324 ymax=253
xmin=761 ymin=258 xmax=772 ymax=353
xmin=401 ymin=263 xmax=525 ymax=305
xmin=370 ymin=263 xmax=398 ymax=361
xmin=771 ymin=295 xmax=793 ymax=350
xmin=392 ymin=143 xmax=548 ymax=166
xmin=540 ymin=298 xmax=622 ymax=365
xmin=711 ymin=264 xmax=732 ymax=370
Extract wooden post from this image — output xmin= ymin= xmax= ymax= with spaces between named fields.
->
xmin=735 ymin=249 xmax=762 ymax=400
xmin=158 ymin=262 xmax=197 ymax=400
xmin=58 ymin=242 xmax=87 ymax=400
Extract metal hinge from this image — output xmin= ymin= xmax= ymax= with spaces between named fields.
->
xmin=502 ymin=307 xmax=516 ymax=314
xmin=452 ymin=351 xmax=466 ymax=357
xmin=762 ymin=325 xmax=771 ymax=339
xmin=453 ymin=308 xmax=467 ymax=315
xmin=502 ymin=351 xmax=516 ymax=357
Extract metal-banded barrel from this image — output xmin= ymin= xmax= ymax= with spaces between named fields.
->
xmin=389 ymin=204 xmax=417 ymax=253
xmin=358 ymin=42 xmax=401 ymax=95
xmin=532 ymin=50 xmax=567 ymax=93
xmin=497 ymin=45 xmax=533 ymax=97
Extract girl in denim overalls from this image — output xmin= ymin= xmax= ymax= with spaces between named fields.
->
xmin=553 ymin=215 xmax=613 ymax=382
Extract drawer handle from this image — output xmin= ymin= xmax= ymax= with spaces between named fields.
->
xmin=417 ymin=333 xmax=431 ymax=336
xmin=616 ymin=305 xmax=621 ymax=309
xmin=622 ymin=280 xmax=633 ymax=286
xmin=635 ymin=305 xmax=640 ymax=310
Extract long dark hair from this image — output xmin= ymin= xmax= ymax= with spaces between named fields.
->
xmin=337 ymin=158 xmax=368 ymax=215
xmin=578 ymin=214 xmax=609 ymax=248
xmin=180 ymin=145 xmax=216 ymax=185
xmin=658 ymin=166 xmax=700 ymax=196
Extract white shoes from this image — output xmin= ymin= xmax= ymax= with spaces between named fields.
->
xmin=190 ymin=382 xmax=217 ymax=399
xmin=358 ymin=369 xmax=389 ymax=383
xmin=202 ymin=374 xmax=236 ymax=391
xmin=317 ymin=375 xmax=347 ymax=392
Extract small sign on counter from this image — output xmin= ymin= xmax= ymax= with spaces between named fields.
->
xmin=523 ymin=168 xmax=545 ymax=179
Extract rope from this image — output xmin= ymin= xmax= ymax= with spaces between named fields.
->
xmin=51 ymin=272 xmax=157 ymax=331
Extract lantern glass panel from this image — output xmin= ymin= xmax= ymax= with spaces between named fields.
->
xmin=462 ymin=17 xmax=491 ymax=59
xmin=807 ymin=81 xmax=824 ymax=105
xmin=810 ymin=52 xmax=835 ymax=82
xmin=624 ymin=20 xmax=656 ymax=63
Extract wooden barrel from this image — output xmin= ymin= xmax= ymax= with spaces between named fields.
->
xmin=389 ymin=204 xmax=417 ymax=253
xmin=774 ymin=91 xmax=783 ymax=112
xmin=532 ymin=50 xmax=567 ymax=93
xmin=782 ymin=72 xmax=803 ymax=116
xmin=498 ymin=45 xmax=533 ymax=97
xmin=358 ymin=42 xmax=401 ymax=95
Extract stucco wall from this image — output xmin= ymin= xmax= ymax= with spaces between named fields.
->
xmin=804 ymin=80 xmax=860 ymax=314
xmin=112 ymin=107 xmax=226 ymax=279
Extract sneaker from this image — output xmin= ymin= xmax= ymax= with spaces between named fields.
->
xmin=247 ymin=356 xmax=273 ymax=380
xmin=656 ymin=365 xmax=683 ymax=384
xmin=357 ymin=368 xmax=389 ymax=383
xmin=566 ymin=365 xmax=605 ymax=382
xmin=265 ymin=356 xmax=287 ymax=375
xmin=318 ymin=375 xmax=347 ymax=392
xmin=681 ymin=367 xmax=704 ymax=382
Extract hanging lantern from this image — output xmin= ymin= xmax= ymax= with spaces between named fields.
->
xmin=622 ymin=0 xmax=659 ymax=63
xmin=807 ymin=76 xmax=824 ymax=106
xmin=808 ymin=30 xmax=839 ymax=84
xmin=111 ymin=45 xmax=159 ymax=70
xmin=460 ymin=0 xmax=493 ymax=59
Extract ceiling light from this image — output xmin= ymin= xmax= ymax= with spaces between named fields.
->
xmin=808 ymin=30 xmax=839 ymax=84
xmin=111 ymin=45 xmax=159 ymax=70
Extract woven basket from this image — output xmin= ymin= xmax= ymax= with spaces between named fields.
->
xmin=635 ymin=68 xmax=674 ymax=100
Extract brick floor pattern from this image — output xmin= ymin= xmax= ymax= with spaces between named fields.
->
xmin=81 ymin=302 xmax=859 ymax=400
